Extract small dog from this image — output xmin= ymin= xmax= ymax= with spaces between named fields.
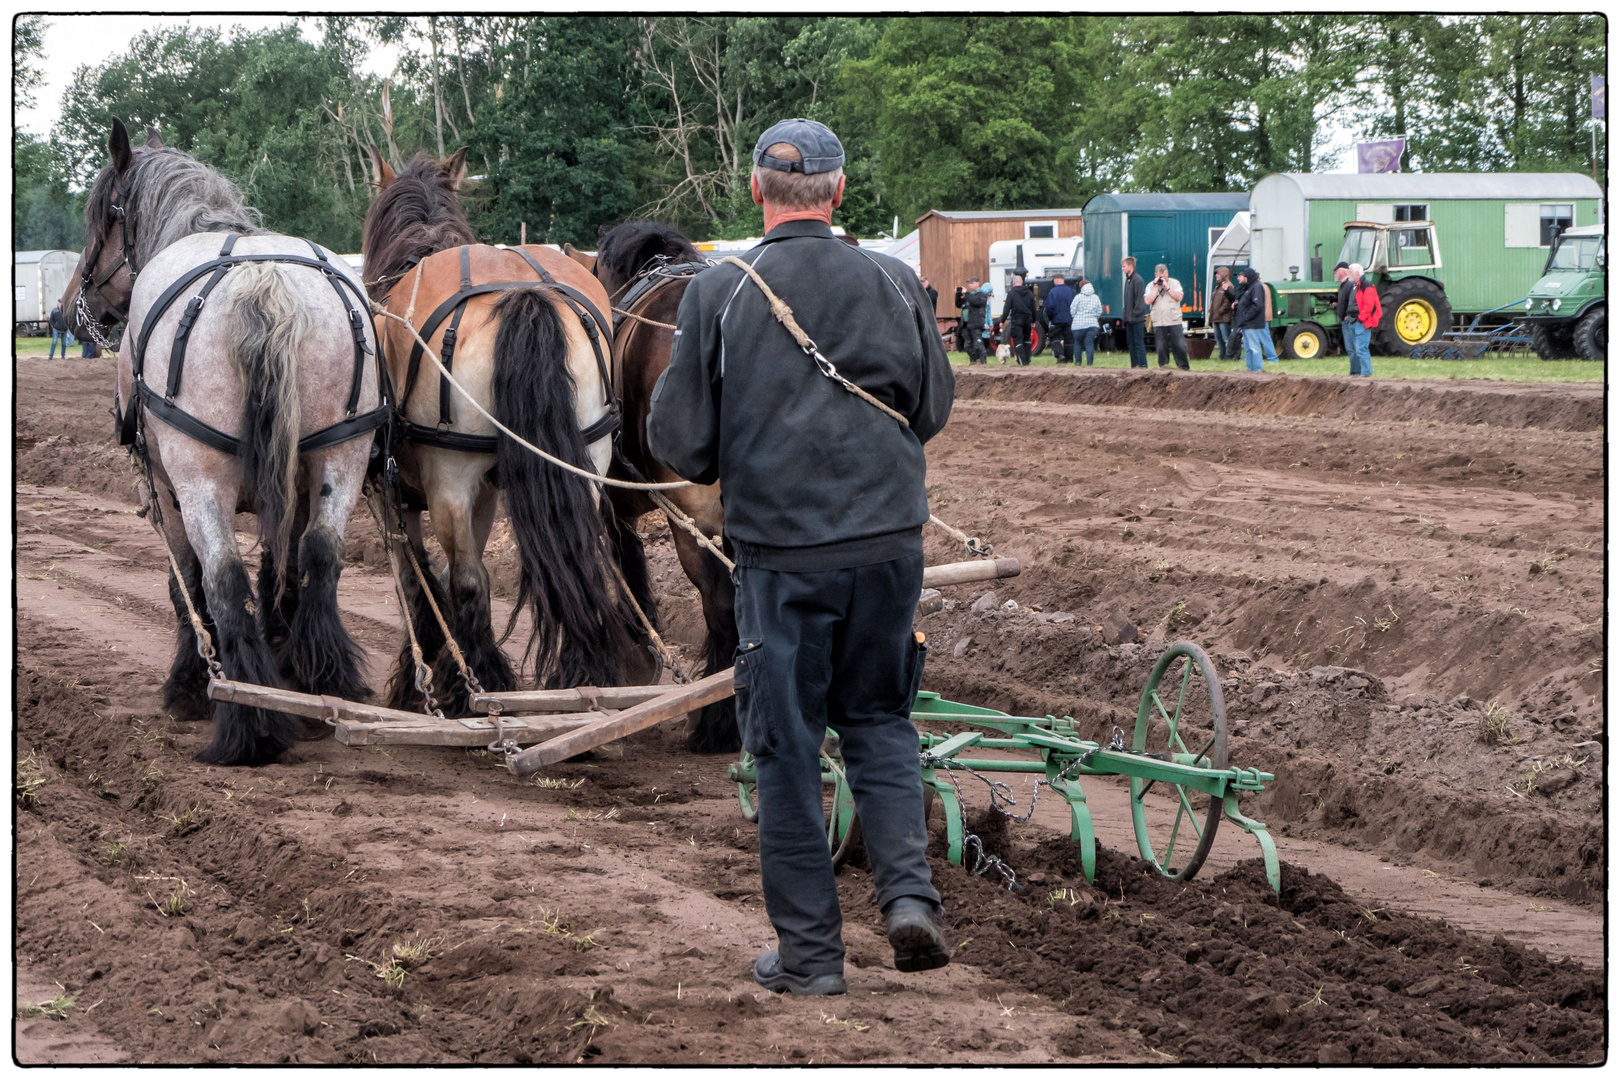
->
xmin=994 ymin=343 xmax=1013 ymax=364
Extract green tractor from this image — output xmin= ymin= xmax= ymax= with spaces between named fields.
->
xmin=1267 ymin=221 xmax=1453 ymax=359
xmin=1521 ymin=223 xmax=1605 ymax=361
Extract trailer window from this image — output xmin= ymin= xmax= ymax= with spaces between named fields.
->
xmin=1024 ymin=222 xmax=1056 ymax=239
xmin=1540 ymin=204 xmax=1574 ymax=246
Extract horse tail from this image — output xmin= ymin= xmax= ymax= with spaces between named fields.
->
xmin=222 ymin=261 xmax=306 ymax=601
xmin=491 ymin=288 xmax=635 ymax=688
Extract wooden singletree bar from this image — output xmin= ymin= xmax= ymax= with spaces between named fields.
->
xmin=919 ymin=556 xmax=1021 ymax=588
xmin=506 ymin=668 xmax=737 ymax=777
xmin=471 ymin=683 xmax=671 ymax=714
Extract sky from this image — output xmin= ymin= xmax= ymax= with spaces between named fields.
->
xmin=17 ymin=14 xmax=400 ymax=137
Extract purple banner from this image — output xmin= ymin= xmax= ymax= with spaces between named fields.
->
xmin=1357 ymin=139 xmax=1406 ymax=174
xmin=1593 ymin=75 xmax=1606 ymax=120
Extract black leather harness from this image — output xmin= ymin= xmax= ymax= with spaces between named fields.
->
xmin=115 ymin=234 xmax=388 ymax=458
xmin=610 ymin=259 xmax=709 ymax=337
xmin=392 ymin=244 xmax=621 ymax=455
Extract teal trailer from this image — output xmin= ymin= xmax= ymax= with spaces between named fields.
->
xmin=1249 ymin=172 xmax=1602 ymax=316
xmin=1083 ymin=193 xmax=1251 ymax=329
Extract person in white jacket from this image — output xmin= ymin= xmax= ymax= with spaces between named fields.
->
xmin=1069 ymin=281 xmax=1104 ymax=366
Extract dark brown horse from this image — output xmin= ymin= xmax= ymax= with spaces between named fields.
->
xmin=363 ymin=151 xmax=653 ymax=712
xmin=571 ymin=221 xmax=739 ymax=753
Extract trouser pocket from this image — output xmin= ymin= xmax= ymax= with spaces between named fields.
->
xmin=902 ymin=636 xmax=928 ymax=716
xmin=734 ymin=640 xmax=776 ymax=755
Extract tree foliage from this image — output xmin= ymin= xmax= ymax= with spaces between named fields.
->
xmin=18 ymin=16 xmax=1605 ymax=254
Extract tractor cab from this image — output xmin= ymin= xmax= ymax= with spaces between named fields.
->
xmin=1267 ymin=221 xmax=1451 ymax=358
xmin=1522 ymin=223 xmax=1605 ymax=360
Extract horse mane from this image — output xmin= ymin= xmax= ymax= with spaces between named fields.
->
xmin=86 ymin=147 xmax=264 ymax=268
xmin=595 ymin=220 xmax=703 ymax=296
xmin=362 ymin=153 xmax=477 ymax=299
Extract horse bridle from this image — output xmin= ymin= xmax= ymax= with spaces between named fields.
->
xmin=79 ymin=169 xmax=140 ymax=334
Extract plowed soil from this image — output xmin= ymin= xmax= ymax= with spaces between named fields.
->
xmin=14 ymin=357 xmax=1605 ymax=1064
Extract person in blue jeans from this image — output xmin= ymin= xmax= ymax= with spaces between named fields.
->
xmin=1068 ymin=281 xmax=1103 ymax=365
xmin=1232 ymin=267 xmax=1278 ymax=371
xmin=47 ymin=301 xmax=74 ymax=358
xmin=1344 ymin=263 xmax=1380 ymax=376
xmin=1120 ymin=257 xmax=1149 ymax=367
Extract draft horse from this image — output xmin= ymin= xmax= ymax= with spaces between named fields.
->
xmin=64 ymin=120 xmax=385 ymax=766
xmin=362 ymin=150 xmax=651 ymax=713
xmin=566 ymin=221 xmax=740 ymax=753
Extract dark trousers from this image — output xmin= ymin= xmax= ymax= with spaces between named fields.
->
xmin=734 ymin=553 xmax=937 ymax=976
xmin=1155 ymin=322 xmax=1190 ymax=369
xmin=1009 ymin=321 xmax=1032 ymax=365
xmin=1049 ymin=322 xmax=1072 ymax=362
xmin=1124 ymin=319 xmax=1148 ymax=367
xmin=962 ymin=327 xmax=985 ymax=363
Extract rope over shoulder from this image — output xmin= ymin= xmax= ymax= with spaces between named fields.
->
xmin=718 ymin=255 xmax=910 ymax=427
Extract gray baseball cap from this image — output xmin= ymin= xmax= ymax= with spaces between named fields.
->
xmin=753 ymin=118 xmax=845 ymax=175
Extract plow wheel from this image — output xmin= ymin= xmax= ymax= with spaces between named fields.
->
xmin=1130 ymin=641 xmax=1228 ymax=882
xmin=734 ymin=744 xmax=862 ymax=868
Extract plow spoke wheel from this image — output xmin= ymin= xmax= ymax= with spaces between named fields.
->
xmin=1130 ymin=641 xmax=1228 ymax=882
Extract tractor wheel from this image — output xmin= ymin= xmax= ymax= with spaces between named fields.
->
xmin=1377 ymin=278 xmax=1452 ymax=356
xmin=1529 ymin=323 xmax=1578 ymax=360
xmin=1031 ymin=321 xmax=1048 ymax=357
xmin=1282 ymin=321 xmax=1329 ymax=360
xmin=1574 ymin=307 xmax=1606 ymax=361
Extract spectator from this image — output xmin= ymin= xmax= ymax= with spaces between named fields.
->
xmin=921 ymin=276 xmax=939 ymax=315
xmin=1069 ymin=281 xmax=1103 ymax=366
xmin=1044 ymin=275 xmax=1076 ymax=363
xmin=1145 ymin=263 xmax=1189 ymax=370
xmin=1348 ymin=263 xmax=1381 ymax=377
xmin=1231 ymin=267 xmax=1278 ymax=372
xmin=1333 ymin=260 xmax=1359 ymax=372
xmin=1208 ymin=266 xmax=1236 ymax=360
xmin=1001 ymin=273 xmax=1038 ymax=366
xmin=956 ymin=276 xmax=990 ymax=364
xmin=1119 ymin=256 xmax=1148 ymax=368
xmin=48 ymin=301 xmax=71 ymax=359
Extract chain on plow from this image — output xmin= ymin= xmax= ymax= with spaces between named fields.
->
xmin=920 ymin=728 xmax=1134 ymax=893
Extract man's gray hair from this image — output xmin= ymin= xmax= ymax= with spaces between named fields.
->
xmin=1155 ymin=263 xmax=1169 ymax=275
xmin=753 ymin=142 xmax=842 ymax=210
xmin=1348 ymin=263 xmax=1365 ymax=278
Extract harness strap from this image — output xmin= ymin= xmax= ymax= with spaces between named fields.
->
xmin=437 ymin=246 xmax=473 ymax=429
xmin=139 ymin=383 xmax=391 ymax=457
xmin=500 ymin=245 xmax=616 ymax=406
xmin=304 ymin=240 xmax=374 ymax=416
xmin=165 ymin=234 xmax=240 ymax=399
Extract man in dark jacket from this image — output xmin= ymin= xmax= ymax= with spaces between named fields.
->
xmin=956 ymin=276 xmax=989 ymax=362
xmin=1120 ymin=256 xmax=1149 ymax=368
xmin=649 ymin=118 xmax=955 ymax=998
xmin=921 ymin=276 xmax=939 ymax=315
xmin=1231 ymin=266 xmax=1277 ymax=372
xmin=1001 ymin=274 xmax=1038 ymax=365
xmin=1043 ymin=275 xmax=1076 ymax=363
xmin=47 ymin=300 xmax=71 ymax=359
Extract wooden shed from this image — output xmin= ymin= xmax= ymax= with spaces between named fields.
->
xmin=916 ymin=208 xmax=1085 ymax=320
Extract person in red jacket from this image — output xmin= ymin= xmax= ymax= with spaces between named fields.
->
xmin=1346 ymin=264 xmax=1382 ymax=376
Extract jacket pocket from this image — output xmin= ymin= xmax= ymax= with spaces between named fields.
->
xmin=733 ymin=640 xmax=775 ymax=756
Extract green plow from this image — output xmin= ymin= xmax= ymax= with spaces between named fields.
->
xmin=728 ymin=641 xmax=1280 ymax=895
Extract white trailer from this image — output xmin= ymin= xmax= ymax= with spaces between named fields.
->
xmin=15 ymin=249 xmax=80 ymax=334
xmin=985 ymin=236 xmax=1082 ymax=317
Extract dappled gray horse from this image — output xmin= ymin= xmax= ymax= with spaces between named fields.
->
xmin=64 ymin=120 xmax=385 ymax=766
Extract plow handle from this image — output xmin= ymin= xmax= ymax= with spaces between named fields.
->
xmin=920 ymin=556 xmax=1021 ymax=588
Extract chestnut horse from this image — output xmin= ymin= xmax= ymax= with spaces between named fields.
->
xmin=362 ymin=151 xmax=652 ymax=712
xmin=567 ymin=221 xmax=739 ymax=753
xmin=63 ymin=120 xmax=381 ymax=766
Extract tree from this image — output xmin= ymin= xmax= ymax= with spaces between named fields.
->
xmin=15 ymin=14 xmax=46 ymax=109
xmin=842 ymin=17 xmax=1088 ymax=225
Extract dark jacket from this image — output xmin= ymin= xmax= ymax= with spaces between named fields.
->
xmin=648 ymin=219 xmax=955 ymax=572
xmin=1043 ymin=282 xmax=1076 ymax=324
xmin=48 ymin=306 xmax=66 ymax=332
xmin=924 ymin=284 xmax=939 ymax=313
xmin=1002 ymin=284 xmax=1038 ymax=325
xmin=958 ymin=286 xmax=990 ymax=329
xmin=1208 ymin=278 xmax=1234 ymax=323
xmin=1335 ymin=278 xmax=1359 ymax=322
xmin=1121 ymin=271 xmax=1148 ymax=323
xmin=1231 ymin=274 xmax=1269 ymax=331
